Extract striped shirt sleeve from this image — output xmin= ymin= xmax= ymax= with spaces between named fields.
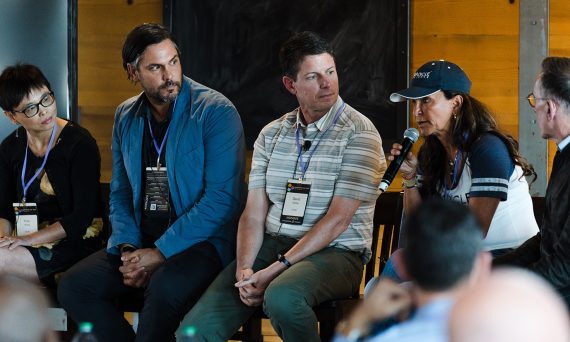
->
xmin=469 ymin=134 xmax=514 ymax=200
xmin=334 ymin=129 xmax=386 ymax=203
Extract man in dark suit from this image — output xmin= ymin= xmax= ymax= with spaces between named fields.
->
xmin=494 ymin=56 xmax=570 ymax=304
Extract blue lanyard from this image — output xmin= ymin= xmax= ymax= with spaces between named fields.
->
xmin=147 ymin=119 xmax=170 ymax=169
xmin=147 ymin=99 xmax=176 ymax=168
xmin=295 ymin=101 xmax=345 ymax=180
xmin=21 ymin=124 xmax=57 ymax=203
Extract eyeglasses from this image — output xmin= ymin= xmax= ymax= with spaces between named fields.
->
xmin=526 ymin=93 xmax=549 ymax=108
xmin=11 ymin=92 xmax=55 ymax=118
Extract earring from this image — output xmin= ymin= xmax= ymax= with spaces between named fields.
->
xmin=453 ymin=112 xmax=457 ymax=120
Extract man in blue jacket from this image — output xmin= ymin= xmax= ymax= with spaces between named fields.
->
xmin=58 ymin=23 xmax=246 ymax=342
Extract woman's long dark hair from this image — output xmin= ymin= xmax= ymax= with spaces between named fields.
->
xmin=418 ymin=91 xmax=536 ymax=197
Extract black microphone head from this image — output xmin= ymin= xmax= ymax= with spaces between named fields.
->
xmin=303 ymin=140 xmax=312 ymax=150
xmin=404 ymin=128 xmax=420 ymax=142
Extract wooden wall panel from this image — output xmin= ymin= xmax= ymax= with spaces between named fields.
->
xmin=78 ymin=0 xmax=162 ymax=182
xmin=412 ymin=0 xmax=520 ymax=138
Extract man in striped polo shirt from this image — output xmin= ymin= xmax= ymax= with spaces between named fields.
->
xmin=180 ymin=31 xmax=386 ymax=341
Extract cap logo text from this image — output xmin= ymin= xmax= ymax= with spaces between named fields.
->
xmin=413 ymin=71 xmax=431 ymax=79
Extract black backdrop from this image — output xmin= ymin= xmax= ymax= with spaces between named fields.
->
xmin=164 ymin=0 xmax=409 ymax=150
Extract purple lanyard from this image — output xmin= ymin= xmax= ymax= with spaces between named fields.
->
xmin=21 ymin=124 xmax=57 ymax=203
xmin=295 ymin=101 xmax=345 ymax=180
xmin=147 ymin=99 xmax=176 ymax=168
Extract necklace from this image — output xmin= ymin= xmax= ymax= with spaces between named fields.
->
xmin=445 ymin=149 xmax=462 ymax=190
xmin=448 ymin=150 xmax=459 ymax=175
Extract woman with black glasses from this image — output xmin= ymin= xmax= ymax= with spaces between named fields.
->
xmin=0 ymin=63 xmax=102 ymax=285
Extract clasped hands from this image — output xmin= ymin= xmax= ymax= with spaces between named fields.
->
xmin=119 ymin=248 xmax=165 ymax=288
xmin=234 ymin=267 xmax=274 ymax=307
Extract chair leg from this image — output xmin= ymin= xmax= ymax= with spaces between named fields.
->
xmin=319 ymin=318 xmax=337 ymax=342
xmin=241 ymin=317 xmax=263 ymax=342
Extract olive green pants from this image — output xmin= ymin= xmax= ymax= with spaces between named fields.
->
xmin=178 ymin=234 xmax=363 ymax=342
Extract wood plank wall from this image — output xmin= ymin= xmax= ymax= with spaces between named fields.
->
xmin=78 ymin=0 xmax=569 ymax=186
xmin=78 ymin=0 xmax=162 ymax=182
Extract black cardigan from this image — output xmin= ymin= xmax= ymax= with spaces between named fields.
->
xmin=0 ymin=121 xmax=101 ymax=242
xmin=495 ymin=144 xmax=570 ymax=290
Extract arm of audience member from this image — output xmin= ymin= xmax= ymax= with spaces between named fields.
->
xmin=235 ymin=188 xmax=269 ymax=279
xmin=107 ymin=106 xmax=143 ymax=254
xmin=468 ymin=197 xmax=500 ymax=237
xmin=234 ymin=189 xmax=269 ymax=306
xmin=0 ymin=222 xmax=66 ymax=249
xmin=56 ymin=132 xmax=102 ymax=242
xmin=335 ymin=279 xmax=412 ymax=340
xmin=528 ymin=216 xmax=570 ymax=289
xmin=154 ymin=104 xmax=245 ymax=259
xmin=467 ymin=134 xmax=514 ymax=237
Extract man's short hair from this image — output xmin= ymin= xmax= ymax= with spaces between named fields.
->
xmin=278 ymin=31 xmax=334 ymax=80
xmin=540 ymin=57 xmax=570 ymax=109
xmin=404 ymin=199 xmax=483 ymax=291
xmin=122 ymin=23 xmax=180 ymax=71
xmin=0 ymin=64 xmax=52 ymax=112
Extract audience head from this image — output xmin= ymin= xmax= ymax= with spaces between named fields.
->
xmin=450 ymin=268 xmax=570 ymax=342
xmin=122 ymin=23 xmax=182 ymax=104
xmin=403 ymin=199 xmax=485 ymax=291
xmin=279 ymin=31 xmax=334 ymax=80
xmin=0 ymin=64 xmax=52 ymax=113
xmin=122 ymin=23 xmax=180 ymax=79
xmin=0 ymin=276 xmax=53 ymax=342
xmin=530 ymin=57 xmax=570 ymax=142
xmin=538 ymin=57 xmax=570 ymax=111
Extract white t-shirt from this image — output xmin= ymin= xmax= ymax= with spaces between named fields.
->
xmin=419 ymin=134 xmax=539 ymax=250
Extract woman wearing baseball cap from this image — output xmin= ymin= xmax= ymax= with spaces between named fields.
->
xmin=389 ymin=60 xmax=538 ymax=256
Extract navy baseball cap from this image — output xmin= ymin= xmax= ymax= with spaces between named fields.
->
xmin=390 ymin=60 xmax=472 ymax=102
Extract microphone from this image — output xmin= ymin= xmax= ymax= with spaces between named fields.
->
xmin=378 ymin=128 xmax=420 ymax=192
xmin=303 ymin=140 xmax=312 ymax=151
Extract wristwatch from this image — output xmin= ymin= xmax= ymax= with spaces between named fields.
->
xmin=277 ymin=253 xmax=292 ymax=268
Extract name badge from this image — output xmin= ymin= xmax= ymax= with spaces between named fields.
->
xmin=280 ymin=179 xmax=311 ymax=225
xmin=144 ymin=167 xmax=170 ymax=218
xmin=13 ymin=202 xmax=38 ymax=236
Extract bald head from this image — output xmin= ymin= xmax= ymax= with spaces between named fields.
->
xmin=450 ymin=268 xmax=570 ymax=342
xmin=0 ymin=276 xmax=51 ymax=342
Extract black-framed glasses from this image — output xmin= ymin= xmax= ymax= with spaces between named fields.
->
xmin=11 ymin=91 xmax=55 ymax=118
xmin=526 ymin=93 xmax=548 ymax=108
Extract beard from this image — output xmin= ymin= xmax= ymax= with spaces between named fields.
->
xmin=145 ymin=79 xmax=182 ymax=103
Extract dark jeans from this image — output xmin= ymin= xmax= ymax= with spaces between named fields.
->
xmin=57 ymin=241 xmax=223 ymax=342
